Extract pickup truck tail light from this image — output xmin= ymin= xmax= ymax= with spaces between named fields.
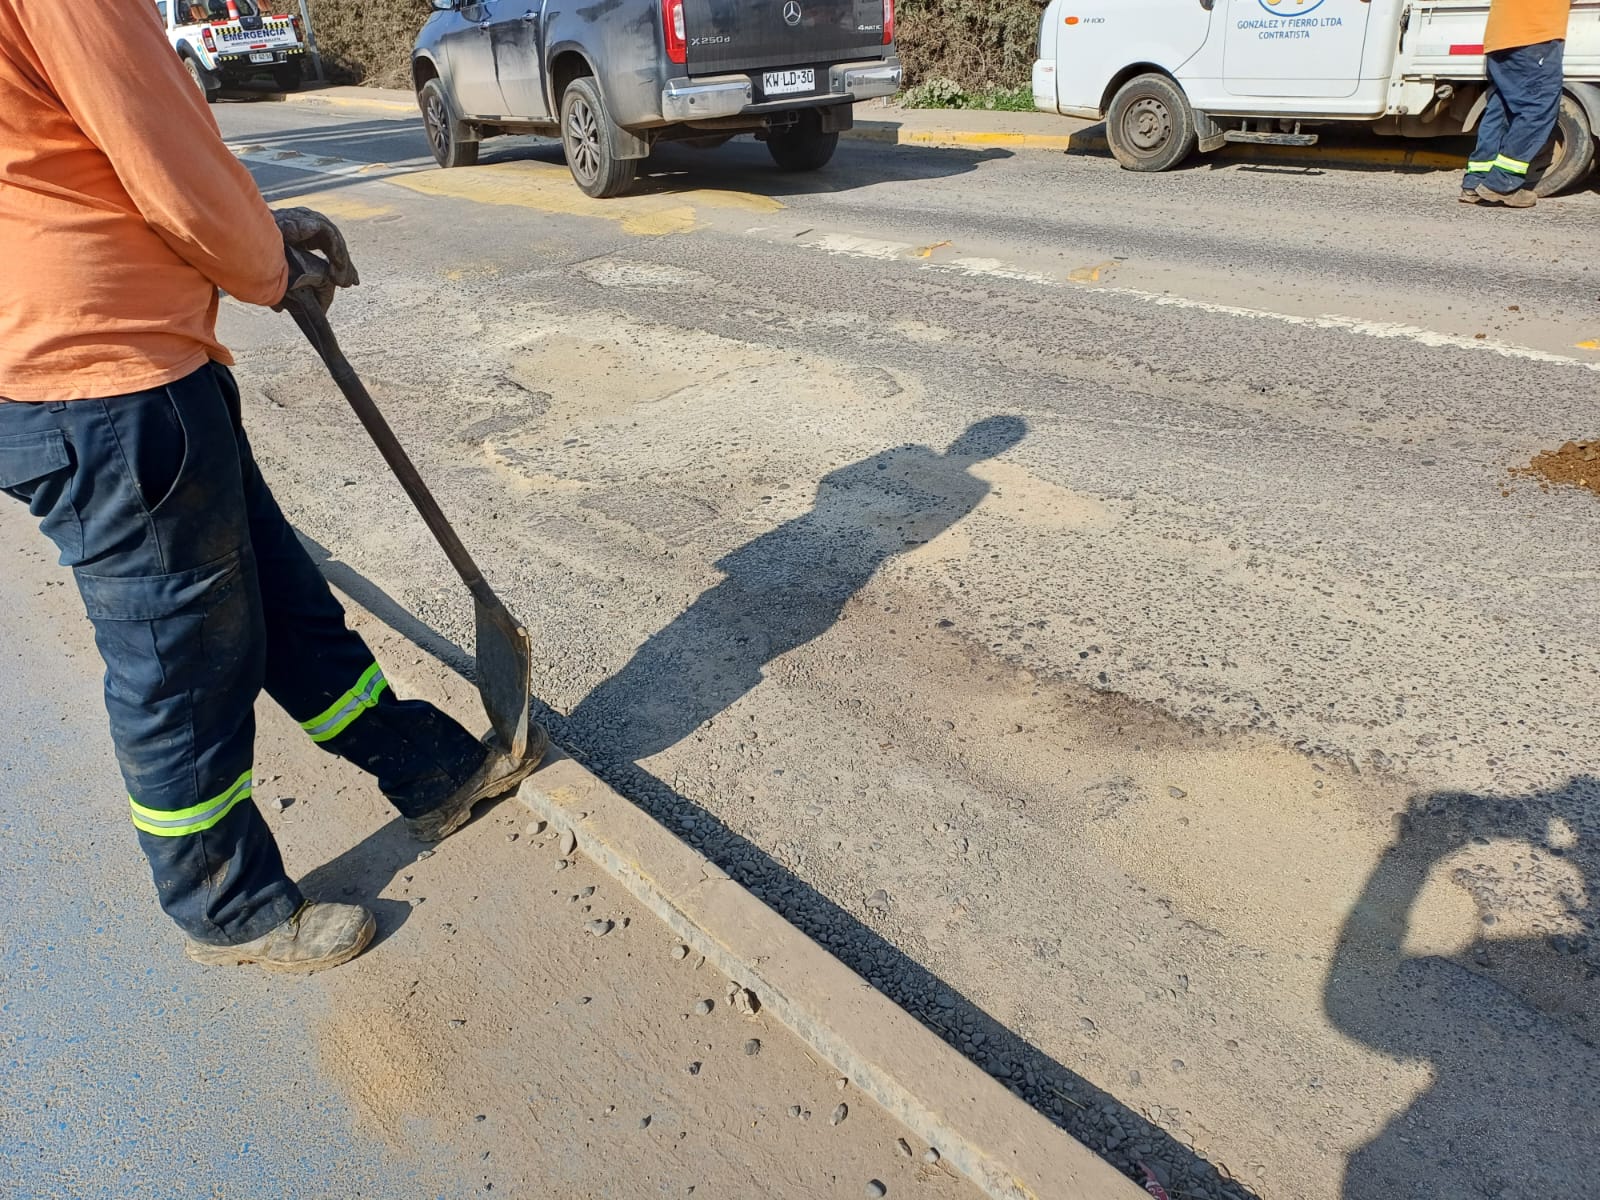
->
xmin=201 ymin=26 xmax=216 ymax=51
xmin=662 ymin=0 xmax=686 ymax=64
xmin=883 ymin=0 xmax=894 ymax=43
xmin=291 ymin=14 xmax=303 ymax=40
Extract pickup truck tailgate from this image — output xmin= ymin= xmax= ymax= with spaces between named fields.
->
xmin=684 ymin=0 xmax=889 ymax=75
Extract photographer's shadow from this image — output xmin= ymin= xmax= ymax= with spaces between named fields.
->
xmin=1325 ymin=777 xmax=1599 ymax=1199
xmin=566 ymin=415 xmax=1027 ymax=762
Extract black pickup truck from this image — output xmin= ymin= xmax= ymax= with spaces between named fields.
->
xmin=412 ymin=0 xmax=901 ymax=196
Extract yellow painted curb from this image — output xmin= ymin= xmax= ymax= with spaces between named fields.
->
xmin=270 ymin=89 xmax=415 ymax=114
xmin=845 ymin=120 xmax=1462 ymax=172
xmin=1223 ymin=140 xmax=1465 ymax=171
xmin=849 ymin=122 xmax=1083 ymax=153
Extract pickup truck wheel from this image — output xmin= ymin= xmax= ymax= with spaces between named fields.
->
xmin=1531 ymin=93 xmax=1596 ymax=197
xmin=561 ymin=76 xmax=637 ymax=198
xmin=272 ymin=62 xmax=302 ymax=92
xmin=766 ymin=111 xmax=839 ymax=172
xmin=183 ymin=54 xmax=216 ymax=104
xmin=1105 ymin=73 xmax=1196 ymax=172
xmin=420 ymin=79 xmax=478 ymax=169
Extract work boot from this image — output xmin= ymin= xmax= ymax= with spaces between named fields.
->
xmin=184 ymin=901 xmax=376 ymax=973
xmin=1475 ymin=184 xmax=1536 ymax=208
xmin=1458 ymin=187 xmax=1482 ymax=204
xmin=405 ymin=724 xmax=551 ymax=843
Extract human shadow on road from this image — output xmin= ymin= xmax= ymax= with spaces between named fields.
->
xmin=565 ymin=416 xmax=1024 ymax=762
xmin=292 ymin=424 xmax=1263 ymax=1200
xmin=1325 ymin=778 xmax=1599 ymax=1200
xmin=295 ymin=816 xmax=418 ymax=948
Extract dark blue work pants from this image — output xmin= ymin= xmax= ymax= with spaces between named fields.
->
xmin=0 ymin=363 xmax=485 ymax=945
xmin=1464 ymin=40 xmax=1565 ymax=194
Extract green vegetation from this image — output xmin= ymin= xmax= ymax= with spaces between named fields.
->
xmin=305 ymin=0 xmax=1046 ymax=95
xmin=895 ymin=0 xmax=1045 ymax=92
xmin=306 ymin=0 xmax=429 ymax=88
xmin=900 ymin=79 xmax=1034 ymax=111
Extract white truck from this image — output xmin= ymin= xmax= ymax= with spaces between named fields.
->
xmin=1032 ymin=0 xmax=1600 ymax=194
xmin=158 ymin=0 xmax=309 ymax=101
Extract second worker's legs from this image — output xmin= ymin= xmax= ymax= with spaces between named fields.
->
xmin=1463 ymin=81 xmax=1510 ymax=195
xmin=1477 ymin=42 xmax=1565 ymax=201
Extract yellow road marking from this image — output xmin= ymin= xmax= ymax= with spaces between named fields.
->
xmin=270 ymin=191 xmax=395 ymax=221
xmin=1067 ymin=260 xmax=1117 ymax=283
xmin=387 ymin=161 xmax=779 ymax=235
xmin=1576 ymin=339 xmax=1600 ymax=350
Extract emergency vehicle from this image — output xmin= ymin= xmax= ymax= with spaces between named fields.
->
xmin=1033 ymin=0 xmax=1600 ymax=194
xmin=159 ymin=0 xmax=308 ymax=100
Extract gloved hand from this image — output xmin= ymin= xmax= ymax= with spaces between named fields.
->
xmin=271 ymin=207 xmax=360 ymax=313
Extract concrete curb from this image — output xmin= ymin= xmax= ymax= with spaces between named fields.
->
xmin=516 ymin=752 xmax=1144 ymax=1200
xmin=327 ymin=572 xmax=1142 ymax=1200
xmin=266 ymin=89 xmax=415 ymax=113
xmin=851 ymin=121 xmax=1465 ymax=171
xmin=270 ymin=87 xmax=1462 ymax=173
xmin=849 ymin=122 xmax=1084 ymax=153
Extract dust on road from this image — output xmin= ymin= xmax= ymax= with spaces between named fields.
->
xmin=209 ymin=101 xmax=1600 ymax=1200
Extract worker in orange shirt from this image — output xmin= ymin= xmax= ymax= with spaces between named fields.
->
xmin=1461 ymin=0 xmax=1574 ymax=207
xmin=0 ymin=0 xmax=545 ymax=972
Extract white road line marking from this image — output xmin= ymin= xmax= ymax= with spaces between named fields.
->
xmin=228 ymin=145 xmax=429 ymax=180
xmin=229 ymin=141 xmax=1597 ymax=374
xmin=802 ymin=231 xmax=1600 ymax=373
xmin=807 ymin=233 xmax=916 ymax=260
xmin=1096 ymin=286 xmax=1600 ymax=372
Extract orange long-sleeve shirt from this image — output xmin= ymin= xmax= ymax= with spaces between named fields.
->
xmin=1484 ymin=0 xmax=1573 ymax=52
xmin=0 ymin=0 xmax=288 ymax=402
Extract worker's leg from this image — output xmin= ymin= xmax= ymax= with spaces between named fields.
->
xmin=1480 ymin=41 xmax=1565 ymax=196
xmin=1463 ymin=76 xmax=1510 ymax=191
xmin=0 ymin=368 xmax=301 ymax=946
xmin=208 ymin=364 xmax=488 ymax=819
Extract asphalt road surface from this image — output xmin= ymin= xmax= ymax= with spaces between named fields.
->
xmin=11 ymin=95 xmax=1597 ymax=1200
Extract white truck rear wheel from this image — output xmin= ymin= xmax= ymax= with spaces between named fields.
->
xmin=1105 ymin=73 xmax=1196 ymax=173
xmin=1531 ymin=93 xmax=1596 ymax=198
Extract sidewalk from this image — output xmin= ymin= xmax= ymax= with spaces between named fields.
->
xmin=270 ymin=83 xmax=1468 ymax=172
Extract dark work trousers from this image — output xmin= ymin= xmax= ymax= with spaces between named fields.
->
xmin=1464 ymin=40 xmax=1565 ymax=194
xmin=0 ymin=363 xmax=486 ymax=946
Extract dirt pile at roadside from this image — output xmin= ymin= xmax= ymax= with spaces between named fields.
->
xmin=1512 ymin=439 xmax=1600 ymax=497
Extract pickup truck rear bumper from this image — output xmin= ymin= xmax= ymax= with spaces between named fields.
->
xmin=662 ymin=58 xmax=902 ymax=121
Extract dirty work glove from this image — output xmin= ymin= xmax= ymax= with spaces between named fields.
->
xmin=271 ymin=206 xmax=359 ymax=313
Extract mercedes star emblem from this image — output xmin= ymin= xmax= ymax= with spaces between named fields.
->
xmin=783 ymin=0 xmax=802 ymax=25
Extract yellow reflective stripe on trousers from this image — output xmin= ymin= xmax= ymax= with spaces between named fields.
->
xmin=129 ymin=771 xmax=253 ymax=837
xmin=1493 ymin=153 xmax=1529 ymax=175
xmin=300 ymin=662 xmax=389 ymax=743
xmin=1466 ymin=159 xmax=1496 ymax=172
